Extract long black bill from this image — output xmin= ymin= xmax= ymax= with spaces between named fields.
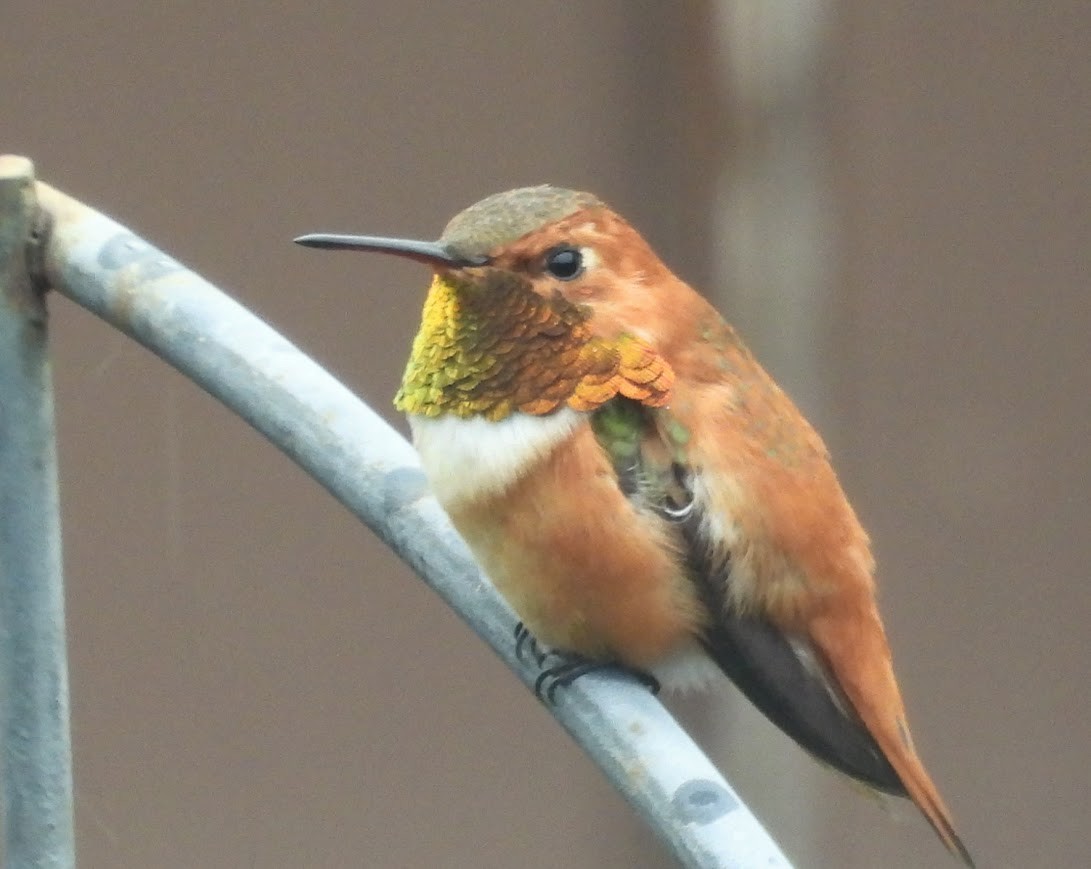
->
xmin=293 ymin=233 xmax=489 ymax=268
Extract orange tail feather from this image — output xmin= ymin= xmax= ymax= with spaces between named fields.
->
xmin=810 ymin=605 xmax=974 ymax=867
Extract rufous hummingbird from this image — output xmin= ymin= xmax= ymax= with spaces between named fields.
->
xmin=296 ymin=186 xmax=973 ymax=866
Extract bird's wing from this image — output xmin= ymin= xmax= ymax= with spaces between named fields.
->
xmin=590 ymin=396 xmax=906 ymax=795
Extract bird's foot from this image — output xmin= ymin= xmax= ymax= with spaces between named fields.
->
xmin=513 ymin=622 xmax=549 ymax=666
xmin=532 ymin=651 xmax=661 ymax=703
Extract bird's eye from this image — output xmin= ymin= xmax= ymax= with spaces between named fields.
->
xmin=544 ymin=246 xmax=584 ymax=280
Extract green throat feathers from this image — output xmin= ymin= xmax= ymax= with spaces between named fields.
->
xmin=394 ymin=270 xmax=674 ymax=422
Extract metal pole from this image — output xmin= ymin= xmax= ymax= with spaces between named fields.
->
xmin=0 ymin=158 xmax=75 ymax=868
xmin=707 ymin=0 xmax=836 ymax=851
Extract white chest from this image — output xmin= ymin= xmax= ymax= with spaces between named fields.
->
xmin=407 ymin=409 xmax=583 ymax=507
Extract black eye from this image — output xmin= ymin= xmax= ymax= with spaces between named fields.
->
xmin=544 ymin=246 xmax=584 ymax=280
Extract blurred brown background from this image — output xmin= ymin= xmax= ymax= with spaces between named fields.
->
xmin=4 ymin=2 xmax=1089 ymax=867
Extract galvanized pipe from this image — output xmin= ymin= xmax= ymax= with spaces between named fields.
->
xmin=0 ymin=158 xmax=75 ymax=869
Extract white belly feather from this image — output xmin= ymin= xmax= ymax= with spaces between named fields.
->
xmin=410 ymin=408 xmax=728 ymax=693
xmin=408 ymin=409 xmax=583 ymax=507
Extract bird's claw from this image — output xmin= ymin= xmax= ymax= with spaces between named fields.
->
xmin=514 ymin=623 xmax=661 ymax=701
xmin=513 ymin=621 xmax=548 ymax=666
xmin=531 ymin=653 xmax=661 ymax=704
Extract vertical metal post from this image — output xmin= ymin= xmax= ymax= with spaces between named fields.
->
xmin=713 ymin=1 xmax=836 ymax=418
xmin=708 ymin=0 xmax=835 ymax=851
xmin=0 ymin=156 xmax=75 ymax=868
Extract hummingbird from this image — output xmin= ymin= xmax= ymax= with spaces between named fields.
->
xmin=296 ymin=186 xmax=973 ymax=866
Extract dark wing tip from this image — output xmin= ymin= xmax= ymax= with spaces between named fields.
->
xmin=702 ymin=616 xmax=908 ymax=794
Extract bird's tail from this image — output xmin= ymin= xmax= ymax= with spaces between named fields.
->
xmin=810 ymin=606 xmax=975 ymax=867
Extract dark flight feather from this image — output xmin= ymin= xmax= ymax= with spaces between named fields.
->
xmin=592 ymin=397 xmax=907 ymax=794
